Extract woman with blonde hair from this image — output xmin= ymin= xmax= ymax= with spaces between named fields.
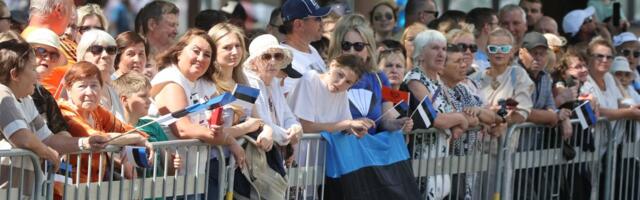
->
xmin=327 ymin=14 xmax=411 ymax=135
xmin=207 ymin=23 xmax=273 ymax=199
xmin=401 ymin=23 xmax=427 ymax=70
xmin=75 ymin=4 xmax=109 ymax=42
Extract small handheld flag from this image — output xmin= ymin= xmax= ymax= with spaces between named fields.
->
xmin=574 ymin=100 xmax=597 ymax=130
xmin=107 ymin=93 xmax=236 ymax=143
xmin=409 ymin=94 xmax=438 ymax=129
xmin=232 ymin=84 xmax=260 ymax=109
xmin=209 ymin=107 xmax=224 ymax=125
xmin=382 ymin=87 xmax=410 ymax=116
xmin=124 ymin=146 xmax=151 ymax=168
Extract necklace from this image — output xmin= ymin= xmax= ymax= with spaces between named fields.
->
xmin=491 ymin=78 xmax=500 ymax=90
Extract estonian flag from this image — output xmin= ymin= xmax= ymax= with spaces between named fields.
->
xmin=156 ymin=92 xmax=236 ymax=126
xmin=574 ymin=100 xmax=597 ymax=130
xmin=322 ymin=130 xmax=420 ymax=199
xmin=409 ymin=94 xmax=438 ymax=129
xmin=382 ymin=86 xmax=410 ymax=117
xmin=232 ymin=84 xmax=260 ymax=110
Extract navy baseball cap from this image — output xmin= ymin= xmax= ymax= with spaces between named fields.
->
xmin=281 ymin=0 xmax=332 ymax=22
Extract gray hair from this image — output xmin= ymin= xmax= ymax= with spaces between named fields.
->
xmin=499 ymin=4 xmax=526 ymax=23
xmin=412 ymin=30 xmax=447 ymax=64
xmin=77 ymin=29 xmax=116 ymax=60
xmin=30 ymin=0 xmax=65 ymax=15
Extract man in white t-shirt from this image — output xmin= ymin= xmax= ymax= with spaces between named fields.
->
xmin=279 ymin=0 xmax=331 ymax=94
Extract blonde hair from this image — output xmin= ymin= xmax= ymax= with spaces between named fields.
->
xmin=488 ymin=28 xmax=515 ymax=45
xmin=445 ymin=27 xmax=476 ymax=43
xmin=112 ymin=72 xmax=151 ymax=97
xmin=76 ymin=3 xmax=109 ymax=30
xmin=401 ymin=23 xmax=427 ymax=46
xmin=327 ymin=14 xmax=379 ymax=72
xmin=208 ymin=23 xmax=248 ymax=87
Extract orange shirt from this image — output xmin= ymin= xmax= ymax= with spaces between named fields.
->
xmin=58 ymin=101 xmax=148 ymax=183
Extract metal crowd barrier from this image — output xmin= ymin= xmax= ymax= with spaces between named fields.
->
xmin=604 ymin=118 xmax=640 ymax=200
xmin=407 ymin=127 xmax=501 ymax=200
xmin=42 ymin=139 xmax=224 ymax=200
xmin=0 ymin=148 xmax=44 ymax=200
xmin=500 ymin=119 xmax=610 ymax=200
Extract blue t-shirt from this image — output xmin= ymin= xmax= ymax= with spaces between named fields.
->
xmin=348 ymin=71 xmax=391 ymax=134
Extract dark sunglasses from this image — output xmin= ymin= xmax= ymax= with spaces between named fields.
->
xmin=593 ymin=53 xmax=613 ymax=61
xmin=583 ymin=16 xmax=593 ymax=25
xmin=34 ymin=47 xmax=60 ymax=61
xmin=78 ymin=26 xmax=104 ymax=34
xmin=88 ymin=45 xmax=117 ymax=55
xmin=261 ymin=52 xmax=285 ymax=61
xmin=447 ymin=43 xmax=478 ymax=53
xmin=374 ymin=13 xmax=394 ymax=21
xmin=341 ymin=41 xmax=368 ymax=52
xmin=621 ymin=49 xmax=640 ymax=58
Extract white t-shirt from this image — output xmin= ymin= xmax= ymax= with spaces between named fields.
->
xmin=281 ymin=43 xmax=327 ymax=95
xmin=581 ymin=73 xmax=623 ymax=110
xmin=287 ymin=70 xmax=352 ymax=124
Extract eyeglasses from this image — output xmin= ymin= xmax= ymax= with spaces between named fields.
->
xmin=583 ymin=16 xmax=593 ymax=25
xmin=621 ymin=49 xmax=640 ymax=58
xmin=422 ymin=10 xmax=438 ymax=18
xmin=88 ymin=45 xmax=117 ymax=55
xmin=341 ymin=41 xmax=368 ymax=52
xmin=487 ymin=45 xmax=512 ymax=54
xmin=34 ymin=47 xmax=60 ymax=61
xmin=592 ymin=53 xmax=613 ymax=61
xmin=447 ymin=43 xmax=478 ymax=53
xmin=374 ymin=13 xmax=394 ymax=21
xmin=261 ymin=52 xmax=285 ymax=61
xmin=78 ymin=26 xmax=104 ymax=34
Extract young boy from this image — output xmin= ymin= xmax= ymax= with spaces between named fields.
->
xmin=112 ymin=72 xmax=179 ymax=175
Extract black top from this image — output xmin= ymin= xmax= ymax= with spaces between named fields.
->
xmin=31 ymin=84 xmax=68 ymax=133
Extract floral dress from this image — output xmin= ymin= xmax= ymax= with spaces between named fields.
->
xmin=403 ymin=67 xmax=453 ymax=200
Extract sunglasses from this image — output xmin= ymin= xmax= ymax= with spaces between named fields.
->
xmin=487 ymin=45 xmax=512 ymax=54
xmin=593 ymin=53 xmax=613 ymax=61
xmin=341 ymin=41 xmax=368 ymax=52
xmin=621 ymin=49 xmax=640 ymax=58
xmin=78 ymin=26 xmax=104 ymax=34
xmin=34 ymin=47 xmax=61 ymax=61
xmin=88 ymin=45 xmax=117 ymax=55
xmin=447 ymin=43 xmax=478 ymax=53
xmin=583 ymin=16 xmax=593 ymax=25
xmin=374 ymin=13 xmax=394 ymax=21
xmin=261 ymin=52 xmax=285 ymax=61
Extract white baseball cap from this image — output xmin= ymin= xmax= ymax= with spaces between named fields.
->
xmin=23 ymin=28 xmax=67 ymax=66
xmin=610 ymin=56 xmax=633 ymax=74
xmin=562 ymin=6 xmax=595 ymax=37
xmin=613 ymin=32 xmax=638 ymax=47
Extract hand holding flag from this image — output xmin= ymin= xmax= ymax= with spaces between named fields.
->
xmin=107 ymin=93 xmax=236 ymax=143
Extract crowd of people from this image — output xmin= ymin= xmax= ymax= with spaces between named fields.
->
xmin=0 ymin=0 xmax=639 ymax=199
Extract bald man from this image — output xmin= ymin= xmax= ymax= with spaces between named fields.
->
xmin=534 ymin=16 xmax=559 ymax=35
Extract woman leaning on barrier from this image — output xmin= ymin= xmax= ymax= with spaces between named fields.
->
xmin=58 ymin=61 xmax=151 ymax=182
xmin=0 ymin=31 xmax=109 ymax=195
xmin=208 ymin=23 xmax=274 ymax=200
xmin=580 ymin=37 xmax=640 ymax=121
xmin=402 ymin=29 xmax=478 ymax=199
xmin=327 ymin=14 xmax=412 ymax=135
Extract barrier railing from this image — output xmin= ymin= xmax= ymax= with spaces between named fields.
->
xmin=42 ymin=139 xmax=224 ymax=200
xmin=0 ymin=148 xmax=44 ymax=200
xmin=5 ymin=117 xmax=640 ymax=200
xmin=500 ymin=119 xmax=610 ymax=200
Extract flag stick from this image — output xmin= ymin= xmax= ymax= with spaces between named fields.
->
xmin=374 ymin=100 xmax=405 ymax=122
xmin=106 ymin=119 xmax=159 ymax=143
xmin=408 ymin=95 xmax=429 ymax=119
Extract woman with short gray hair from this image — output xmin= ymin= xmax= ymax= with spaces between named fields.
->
xmin=75 ymin=29 xmax=125 ymax=120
